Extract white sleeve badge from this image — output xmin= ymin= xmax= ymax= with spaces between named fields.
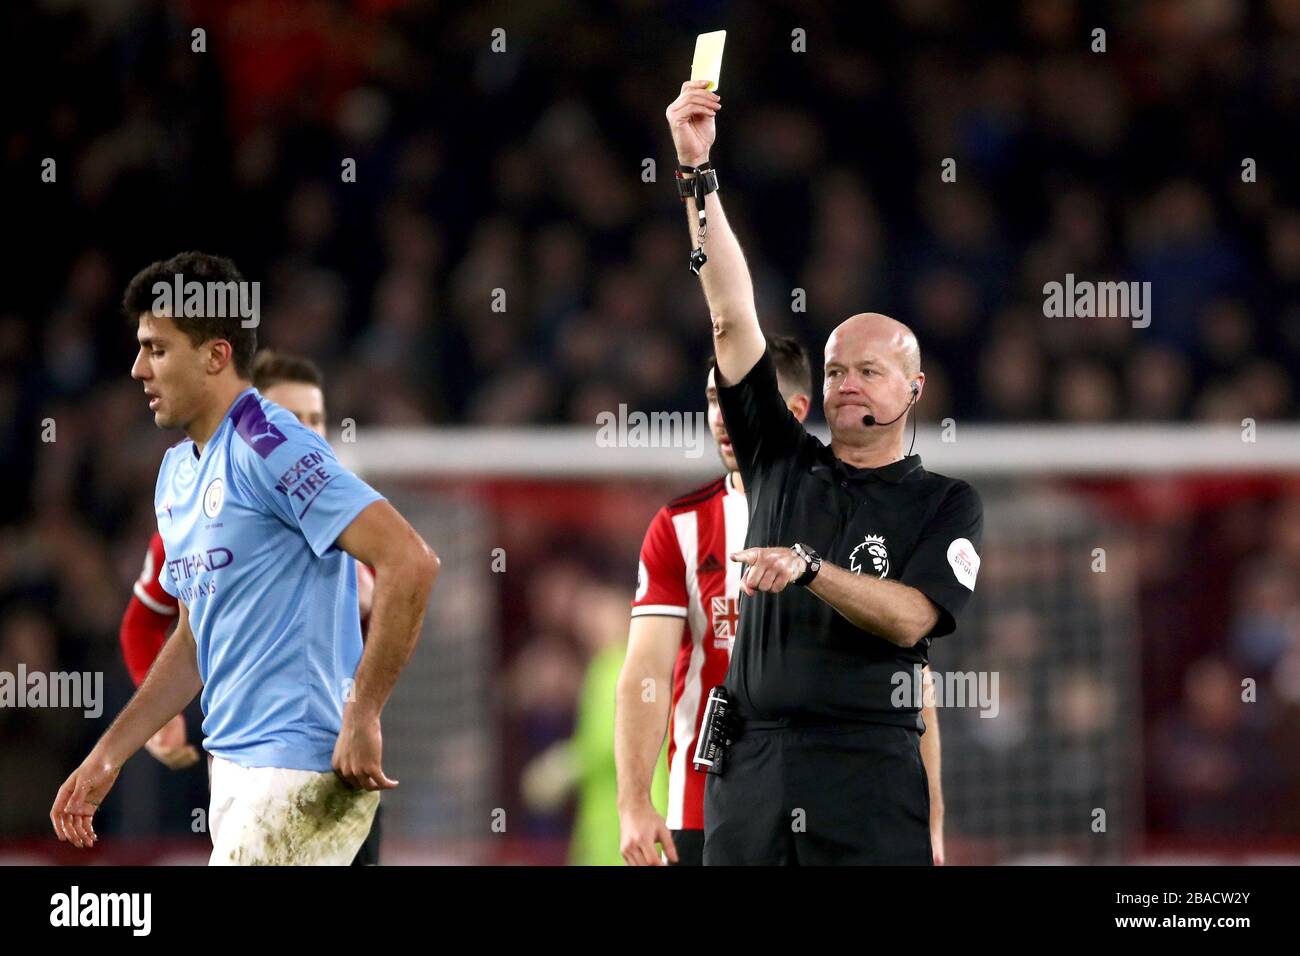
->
xmin=947 ymin=538 xmax=980 ymax=591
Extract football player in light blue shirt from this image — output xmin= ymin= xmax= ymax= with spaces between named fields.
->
xmin=52 ymin=252 xmax=441 ymax=864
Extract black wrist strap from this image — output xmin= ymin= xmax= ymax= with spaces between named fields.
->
xmin=792 ymin=543 xmax=821 ymax=587
xmin=675 ymin=167 xmax=718 ymax=202
xmin=676 ymin=163 xmax=718 ymax=275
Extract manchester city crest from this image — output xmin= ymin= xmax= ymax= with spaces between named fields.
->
xmin=203 ymin=478 xmax=225 ymax=518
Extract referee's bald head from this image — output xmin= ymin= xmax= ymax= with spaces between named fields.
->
xmin=826 ymin=313 xmax=921 ymax=379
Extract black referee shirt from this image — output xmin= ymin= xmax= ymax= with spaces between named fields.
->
xmin=717 ymin=346 xmax=984 ymax=731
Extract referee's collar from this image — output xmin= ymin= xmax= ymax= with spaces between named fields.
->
xmin=812 ymin=452 xmax=923 ymax=485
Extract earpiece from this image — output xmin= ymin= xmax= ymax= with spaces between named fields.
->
xmin=861 ymin=381 xmax=921 ymax=427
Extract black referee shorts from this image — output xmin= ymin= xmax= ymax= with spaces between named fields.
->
xmin=703 ymin=722 xmax=931 ymax=865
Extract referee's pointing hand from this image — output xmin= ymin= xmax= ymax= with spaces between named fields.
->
xmin=731 ymin=547 xmax=806 ymax=596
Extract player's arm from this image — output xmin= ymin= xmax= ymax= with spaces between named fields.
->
xmin=120 ymin=532 xmax=176 ymax=684
xmin=120 ymin=536 xmax=198 ymax=769
xmin=919 ymin=666 xmax=945 ymax=865
xmin=120 ymin=595 xmax=199 ymax=769
xmin=615 ymin=615 xmax=680 ymax=866
xmin=333 ymin=499 xmax=440 ymax=790
xmin=110 ymin=599 xmax=203 ymax=757
xmin=119 ymin=594 xmax=170 ymax=686
xmin=666 ymin=80 xmax=765 ymax=385
xmin=52 ymin=601 xmax=202 ymax=848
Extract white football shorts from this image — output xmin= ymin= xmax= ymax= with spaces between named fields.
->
xmin=207 ymin=756 xmax=380 ymax=866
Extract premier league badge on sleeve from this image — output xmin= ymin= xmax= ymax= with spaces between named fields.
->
xmin=850 ymin=534 xmax=890 ymax=578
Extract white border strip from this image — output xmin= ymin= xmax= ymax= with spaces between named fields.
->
xmin=133 ymin=581 xmax=178 ymax=616
xmin=630 ymin=605 xmax=689 ymax=618
xmin=335 ymin=425 xmax=1300 ymax=479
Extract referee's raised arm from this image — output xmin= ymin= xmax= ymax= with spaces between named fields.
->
xmin=666 ymin=80 xmax=765 ymax=385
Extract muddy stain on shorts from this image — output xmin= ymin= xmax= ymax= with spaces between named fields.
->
xmin=233 ymin=775 xmax=379 ymax=865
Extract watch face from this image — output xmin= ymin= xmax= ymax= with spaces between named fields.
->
xmin=793 ymin=544 xmax=817 ymax=583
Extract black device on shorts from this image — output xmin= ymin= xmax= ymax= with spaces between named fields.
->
xmin=692 ymin=685 xmax=735 ymax=775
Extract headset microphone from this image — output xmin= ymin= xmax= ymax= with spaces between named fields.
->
xmin=861 ymin=382 xmax=919 ymax=427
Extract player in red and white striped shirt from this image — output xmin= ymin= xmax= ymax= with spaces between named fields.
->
xmin=616 ymin=337 xmax=949 ymax=866
xmin=616 ymin=338 xmax=810 ymax=866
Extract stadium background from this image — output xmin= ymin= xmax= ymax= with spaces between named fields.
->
xmin=2 ymin=0 xmax=1300 ymax=863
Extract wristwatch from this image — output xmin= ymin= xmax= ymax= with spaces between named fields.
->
xmin=791 ymin=543 xmax=821 ymax=587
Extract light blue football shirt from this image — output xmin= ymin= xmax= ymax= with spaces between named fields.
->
xmin=153 ymin=387 xmax=384 ymax=771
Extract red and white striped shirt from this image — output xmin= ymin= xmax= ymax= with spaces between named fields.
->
xmin=120 ymin=532 xmax=180 ymax=685
xmin=631 ymin=471 xmax=747 ymax=831
xmin=134 ymin=531 xmax=179 ymax=617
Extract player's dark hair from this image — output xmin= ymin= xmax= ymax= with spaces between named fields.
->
xmin=707 ymin=334 xmax=812 ymax=399
xmin=122 ymin=251 xmax=256 ymax=379
xmin=250 ymin=350 xmax=324 ymax=391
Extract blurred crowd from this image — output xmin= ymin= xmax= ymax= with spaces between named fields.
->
xmin=1139 ymin=485 xmax=1300 ymax=836
xmin=3 ymin=0 xmax=1300 ymax=849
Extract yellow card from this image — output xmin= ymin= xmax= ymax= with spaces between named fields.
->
xmin=691 ymin=31 xmax=726 ymax=92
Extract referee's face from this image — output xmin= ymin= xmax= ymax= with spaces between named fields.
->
xmin=822 ymin=314 xmax=917 ymax=439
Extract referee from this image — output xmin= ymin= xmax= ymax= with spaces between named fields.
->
xmin=666 ymin=82 xmax=983 ymax=864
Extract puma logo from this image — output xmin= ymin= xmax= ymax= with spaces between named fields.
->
xmin=697 ymin=554 xmax=723 ymax=575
